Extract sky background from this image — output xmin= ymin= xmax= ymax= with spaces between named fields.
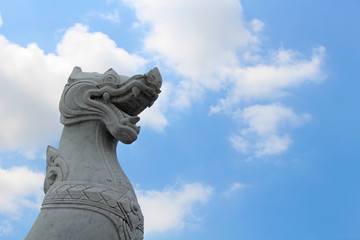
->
xmin=0 ymin=0 xmax=359 ymax=239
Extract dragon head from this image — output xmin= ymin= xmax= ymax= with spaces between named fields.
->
xmin=59 ymin=66 xmax=162 ymax=144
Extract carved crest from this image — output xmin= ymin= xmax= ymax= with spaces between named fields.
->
xmin=44 ymin=146 xmax=68 ymax=193
xmin=60 ymin=67 xmax=162 ymax=144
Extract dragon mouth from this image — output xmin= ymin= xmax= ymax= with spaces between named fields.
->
xmin=60 ymin=66 xmax=162 ymax=144
xmin=106 ymin=102 xmax=141 ymax=142
xmin=93 ymin=68 xmax=162 ymax=144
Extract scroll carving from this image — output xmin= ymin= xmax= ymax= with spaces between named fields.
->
xmin=44 ymin=146 xmax=68 ymax=193
xmin=43 ymin=181 xmax=143 ymax=239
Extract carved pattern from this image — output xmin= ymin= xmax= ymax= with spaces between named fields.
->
xmin=26 ymin=67 xmax=161 ymax=240
xmin=59 ymin=67 xmax=162 ymax=144
xmin=44 ymin=146 xmax=68 ymax=193
xmin=42 ymin=181 xmax=143 ymax=239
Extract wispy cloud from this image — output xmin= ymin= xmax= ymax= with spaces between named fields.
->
xmin=0 ymin=166 xmax=44 ymax=214
xmin=86 ymin=10 xmax=121 ymax=24
xmin=139 ymin=82 xmax=171 ymax=130
xmin=210 ymin=47 xmax=326 ymax=113
xmin=223 ymin=182 xmax=247 ymax=198
xmin=0 ymin=0 xmax=326 ymax=160
xmin=229 ymin=104 xmax=310 ymax=157
xmin=0 ymin=24 xmax=158 ymax=153
xmin=137 ymin=183 xmax=213 ymax=233
xmin=124 ymin=0 xmax=326 ymax=159
xmin=99 ymin=10 xmax=120 ymax=24
xmin=0 ymin=12 xmax=3 ymax=27
xmin=125 ymin=0 xmax=260 ymax=108
xmin=250 ymin=18 xmax=265 ymax=32
xmin=0 ymin=221 xmax=12 ymax=237
xmin=0 ymin=165 xmax=214 ymax=236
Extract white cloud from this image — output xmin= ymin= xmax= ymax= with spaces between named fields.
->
xmin=124 ymin=0 xmax=259 ymax=107
xmin=57 ymin=24 xmax=146 ymax=74
xmin=0 ymin=12 xmax=3 ymax=27
xmin=0 ymin=23 xmax=168 ymax=153
xmin=0 ymin=166 xmax=212 ymax=235
xmin=230 ymin=104 xmax=310 ymax=157
xmin=124 ymin=0 xmax=326 ymax=158
xmin=137 ymin=183 xmax=213 ymax=233
xmin=0 ymin=166 xmax=44 ymax=214
xmin=125 ymin=0 xmax=325 ymax=109
xmin=229 ymin=135 xmax=250 ymax=154
xmin=210 ymin=47 xmax=326 ymax=113
xmin=0 ymin=0 xmax=327 ymax=158
xmin=87 ymin=10 xmax=121 ymax=24
xmin=0 ymin=221 xmax=12 ymax=237
xmin=139 ymin=82 xmax=171 ymax=131
xmin=223 ymin=182 xmax=247 ymax=198
xmin=240 ymin=104 xmax=308 ymax=134
xmin=250 ymin=18 xmax=264 ymax=32
xmin=99 ymin=10 xmax=120 ymax=23
xmin=256 ymin=134 xmax=292 ymax=156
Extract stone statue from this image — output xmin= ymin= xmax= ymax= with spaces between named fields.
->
xmin=25 ymin=66 xmax=162 ymax=240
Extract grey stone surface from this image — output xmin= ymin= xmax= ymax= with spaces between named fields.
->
xmin=25 ymin=67 xmax=162 ymax=240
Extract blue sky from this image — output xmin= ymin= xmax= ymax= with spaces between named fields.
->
xmin=0 ymin=0 xmax=359 ymax=239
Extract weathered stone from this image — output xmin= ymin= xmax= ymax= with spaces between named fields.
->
xmin=25 ymin=67 xmax=162 ymax=240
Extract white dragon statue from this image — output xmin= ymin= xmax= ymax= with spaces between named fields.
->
xmin=25 ymin=66 xmax=162 ymax=240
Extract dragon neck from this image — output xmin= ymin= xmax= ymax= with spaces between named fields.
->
xmin=58 ymin=120 xmax=134 ymax=190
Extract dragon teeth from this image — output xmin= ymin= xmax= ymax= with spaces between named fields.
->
xmin=132 ymin=86 xmax=141 ymax=97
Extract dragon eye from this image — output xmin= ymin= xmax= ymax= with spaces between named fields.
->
xmin=104 ymin=75 xmax=116 ymax=83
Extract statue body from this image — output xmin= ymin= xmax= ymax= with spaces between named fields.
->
xmin=26 ymin=67 xmax=162 ymax=240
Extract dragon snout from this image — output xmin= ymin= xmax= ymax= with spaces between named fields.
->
xmin=146 ymin=67 xmax=162 ymax=89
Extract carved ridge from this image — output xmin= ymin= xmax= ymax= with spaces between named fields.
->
xmin=42 ymin=181 xmax=143 ymax=238
xmin=44 ymin=146 xmax=68 ymax=193
xmin=59 ymin=67 xmax=162 ymax=144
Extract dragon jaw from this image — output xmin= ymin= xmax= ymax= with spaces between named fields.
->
xmin=59 ymin=67 xmax=162 ymax=144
